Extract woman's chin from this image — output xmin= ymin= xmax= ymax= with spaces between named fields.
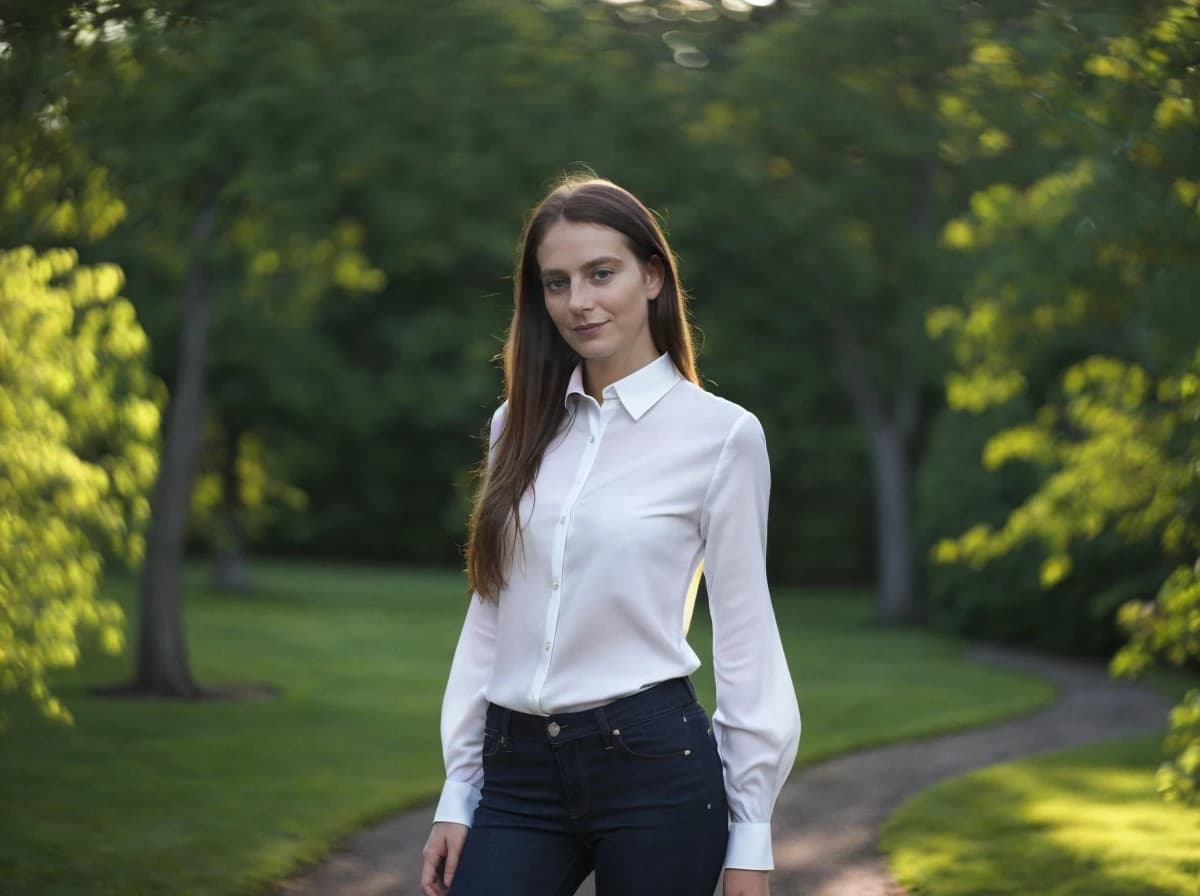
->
xmin=568 ymin=340 xmax=608 ymax=359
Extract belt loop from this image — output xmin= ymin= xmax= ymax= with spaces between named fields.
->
xmin=594 ymin=705 xmax=615 ymax=750
xmin=500 ymin=707 xmax=512 ymax=742
xmin=683 ymin=676 xmax=697 ymax=703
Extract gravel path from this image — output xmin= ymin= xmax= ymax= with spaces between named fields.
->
xmin=276 ymin=644 xmax=1172 ymax=896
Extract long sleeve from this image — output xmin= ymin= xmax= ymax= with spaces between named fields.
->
xmin=431 ymin=589 xmax=498 ymax=826
xmin=699 ymin=411 xmax=802 ymax=871
xmin=431 ymin=402 xmax=508 ymax=827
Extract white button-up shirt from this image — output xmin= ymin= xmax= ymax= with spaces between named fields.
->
xmin=433 ymin=351 xmax=801 ymax=870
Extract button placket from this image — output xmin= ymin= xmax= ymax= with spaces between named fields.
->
xmin=529 ymin=400 xmax=608 ymax=712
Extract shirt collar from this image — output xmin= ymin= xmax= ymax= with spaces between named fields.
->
xmin=563 ymin=352 xmax=681 ymax=421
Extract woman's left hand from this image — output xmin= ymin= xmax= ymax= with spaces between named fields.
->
xmin=723 ymin=868 xmax=769 ymax=895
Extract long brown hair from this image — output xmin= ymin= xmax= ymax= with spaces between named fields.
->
xmin=466 ymin=174 xmax=701 ymax=603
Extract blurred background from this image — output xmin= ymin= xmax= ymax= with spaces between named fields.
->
xmin=1 ymin=0 xmax=1197 ymax=894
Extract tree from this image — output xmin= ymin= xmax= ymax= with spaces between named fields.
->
xmin=676 ymin=0 xmax=1039 ymax=620
xmin=0 ymin=247 xmax=161 ymax=725
xmin=68 ymin=1 xmax=387 ymax=695
xmin=929 ymin=0 xmax=1199 ymax=803
xmin=0 ymin=3 xmax=165 ymax=724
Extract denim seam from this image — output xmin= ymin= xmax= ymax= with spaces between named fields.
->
xmin=613 ymin=699 xmax=703 ymax=730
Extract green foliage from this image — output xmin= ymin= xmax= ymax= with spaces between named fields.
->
xmin=1160 ymin=689 xmax=1200 ymax=805
xmin=682 ymin=0 xmax=973 ymax=403
xmin=930 ymin=0 xmax=1200 ymax=803
xmin=1116 ymin=562 xmax=1200 ymax=677
xmin=1116 ymin=563 xmax=1200 ymax=805
xmin=916 ymin=398 xmax=1171 ymax=654
xmin=0 ymin=3 xmax=129 ymax=249
xmin=931 ymin=356 xmax=1198 ymax=586
xmin=0 ymin=247 xmax=161 ymax=724
xmin=190 ymin=424 xmax=307 ymax=552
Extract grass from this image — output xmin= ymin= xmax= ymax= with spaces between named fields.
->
xmin=881 ymin=734 xmax=1200 ymax=896
xmin=0 ymin=560 xmax=1053 ymax=896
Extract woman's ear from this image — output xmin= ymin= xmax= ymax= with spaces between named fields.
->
xmin=645 ymin=254 xmax=665 ymax=301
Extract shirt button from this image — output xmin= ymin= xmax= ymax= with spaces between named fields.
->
xmin=552 ymin=580 xmax=559 ymax=590
xmin=588 ymin=435 xmax=595 ymax=443
xmin=559 ymin=515 xmax=566 ymax=524
xmin=544 ymin=641 xmax=551 ymax=651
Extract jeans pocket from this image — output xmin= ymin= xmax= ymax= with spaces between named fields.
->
xmin=614 ymin=704 xmax=707 ymax=760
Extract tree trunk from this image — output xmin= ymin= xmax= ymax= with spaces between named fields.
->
xmin=830 ymin=315 xmax=921 ymax=623
xmin=133 ymin=202 xmax=218 ymax=696
xmin=212 ymin=547 xmax=250 ymax=591
xmin=212 ymin=424 xmax=251 ymax=591
xmin=867 ymin=418 xmax=916 ymax=623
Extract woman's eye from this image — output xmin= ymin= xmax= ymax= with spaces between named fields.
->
xmin=545 ymin=279 xmax=566 ymax=291
xmin=594 ymin=269 xmax=612 ymax=281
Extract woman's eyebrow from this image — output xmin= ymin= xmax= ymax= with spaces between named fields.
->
xmin=540 ymin=256 xmax=623 ymax=277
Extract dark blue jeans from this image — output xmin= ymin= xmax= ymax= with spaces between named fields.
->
xmin=448 ymin=676 xmax=729 ymax=896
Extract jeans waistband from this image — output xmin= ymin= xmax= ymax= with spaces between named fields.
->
xmin=486 ymin=677 xmax=699 ymax=745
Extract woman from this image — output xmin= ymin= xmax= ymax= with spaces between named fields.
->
xmin=421 ymin=175 xmax=801 ymax=896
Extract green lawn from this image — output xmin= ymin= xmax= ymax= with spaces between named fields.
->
xmin=881 ymin=734 xmax=1200 ymax=896
xmin=0 ymin=560 xmax=1053 ymax=896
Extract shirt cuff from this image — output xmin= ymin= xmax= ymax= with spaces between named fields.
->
xmin=432 ymin=779 xmax=482 ymax=828
xmin=723 ymin=822 xmax=774 ymax=870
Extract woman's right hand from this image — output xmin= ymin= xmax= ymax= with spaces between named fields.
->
xmin=421 ymin=821 xmax=469 ymax=896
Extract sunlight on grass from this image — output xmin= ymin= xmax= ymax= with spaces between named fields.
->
xmin=882 ymin=735 xmax=1200 ymax=896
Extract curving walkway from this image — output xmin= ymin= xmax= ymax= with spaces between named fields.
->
xmin=276 ymin=645 xmax=1172 ymax=896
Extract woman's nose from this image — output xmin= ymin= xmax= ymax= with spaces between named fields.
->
xmin=567 ymin=281 xmax=595 ymax=311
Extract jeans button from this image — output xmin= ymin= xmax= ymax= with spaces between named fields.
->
xmin=547 ymin=721 xmax=561 ymax=737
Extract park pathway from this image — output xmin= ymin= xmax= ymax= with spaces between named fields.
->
xmin=276 ymin=644 xmax=1172 ymax=896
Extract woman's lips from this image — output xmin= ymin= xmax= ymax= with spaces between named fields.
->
xmin=573 ymin=322 xmax=606 ymax=337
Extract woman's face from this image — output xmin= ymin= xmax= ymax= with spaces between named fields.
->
xmin=537 ymin=219 xmax=664 ymax=384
